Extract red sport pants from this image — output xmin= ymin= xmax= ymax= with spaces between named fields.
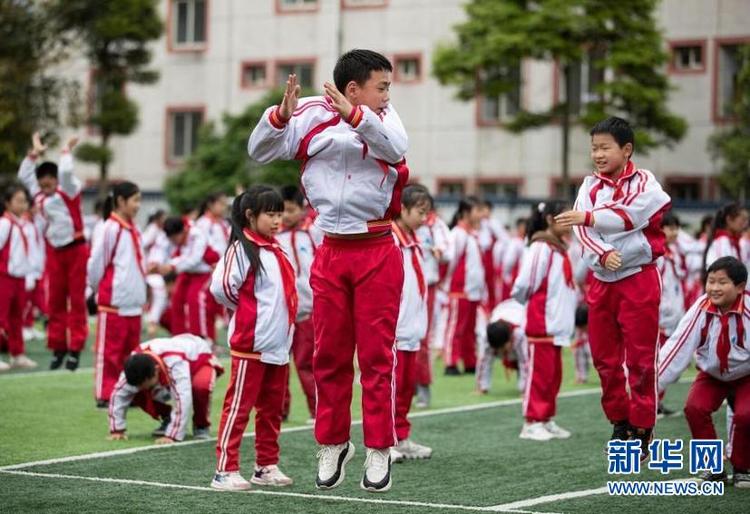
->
xmin=523 ymin=343 xmax=562 ymax=422
xmin=47 ymin=243 xmax=88 ymax=352
xmin=444 ymin=296 xmax=479 ymax=370
xmin=416 ymin=284 xmax=436 ymax=386
xmin=587 ymin=266 xmax=661 ymax=429
xmin=311 ymin=234 xmax=403 ymax=449
xmin=171 ymin=273 xmax=217 ymax=341
xmin=0 ymin=274 xmax=26 ymax=356
xmin=395 ymin=349 xmax=418 ymax=441
xmin=292 ymin=317 xmax=317 ymax=417
xmin=94 ymin=311 xmax=142 ymax=402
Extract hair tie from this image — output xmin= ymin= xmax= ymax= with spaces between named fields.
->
xmin=537 ymin=202 xmax=546 ymax=213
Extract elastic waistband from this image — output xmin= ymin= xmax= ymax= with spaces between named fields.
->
xmin=323 ymin=231 xmax=393 ymax=249
xmin=230 ymin=349 xmax=262 ymax=361
xmin=55 ymin=237 xmax=86 ymax=250
xmin=527 ymin=336 xmax=555 ymax=344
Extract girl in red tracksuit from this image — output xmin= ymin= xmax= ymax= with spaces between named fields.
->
xmin=209 ymin=186 xmax=297 ymax=492
xmin=443 ymin=196 xmax=486 ymax=375
xmin=512 ymin=200 xmax=576 ymax=441
xmin=87 ymin=182 xmax=147 ymax=407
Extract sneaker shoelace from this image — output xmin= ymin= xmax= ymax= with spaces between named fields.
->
xmin=364 ymin=450 xmax=389 ymax=476
xmin=316 ymin=446 xmax=341 ymax=471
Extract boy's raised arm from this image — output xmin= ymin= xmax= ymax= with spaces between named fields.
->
xmin=248 ymin=75 xmax=304 ymax=163
xmin=657 ymin=300 xmax=705 ymax=392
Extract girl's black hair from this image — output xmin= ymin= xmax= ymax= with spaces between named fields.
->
xmin=449 ymin=195 xmax=481 ymax=229
xmin=147 ymin=209 xmax=166 ymax=225
xmin=198 ymin=191 xmax=226 ymax=217
xmin=229 ymin=185 xmax=284 ymax=278
xmin=1 ymin=182 xmax=31 ymax=215
xmin=702 ymin=203 xmax=747 ymax=271
xmin=661 ymin=211 xmax=680 ymax=228
xmin=526 ymin=200 xmax=568 ymax=243
xmin=400 ymin=184 xmax=433 ymax=212
xmin=163 ymin=216 xmax=185 ymax=237
xmin=102 ymin=181 xmax=140 ymax=220
xmin=696 ymin=214 xmax=713 ymax=239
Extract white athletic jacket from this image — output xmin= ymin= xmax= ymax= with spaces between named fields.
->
xmin=170 ymin=224 xmax=214 ymax=274
xmin=18 ymin=153 xmax=85 ymax=248
xmin=248 ymin=96 xmax=409 ymax=235
xmin=416 ymin=213 xmax=451 ymax=286
xmin=22 ymin=214 xmax=45 ymax=285
xmin=572 ymin=161 xmax=671 ymax=282
xmin=195 ymin=214 xmax=231 ymax=256
xmin=108 ymin=334 xmax=221 ymax=441
xmin=658 ymin=292 xmax=750 ymax=390
xmin=210 ymin=235 xmax=295 ymax=365
xmin=0 ymin=213 xmax=31 ymax=278
xmin=142 ymin=223 xmax=170 ymax=266
xmin=444 ymin=222 xmax=485 ymax=301
xmin=87 ymin=214 xmax=147 ymax=316
xmin=277 ymin=226 xmax=316 ymax=320
xmin=393 ymin=223 xmax=428 ymax=351
xmin=657 ymin=244 xmax=686 ymax=336
xmin=511 ymin=234 xmax=577 ymax=347
xmin=705 ymin=231 xmax=742 ymax=269
xmin=501 ymin=236 xmax=525 ymax=285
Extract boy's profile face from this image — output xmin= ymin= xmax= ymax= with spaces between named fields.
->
xmin=347 ymin=70 xmax=391 ymax=115
xmin=139 ymin=371 xmax=160 ymax=391
xmin=38 ymin=176 xmax=58 ymax=196
xmin=663 ymin=224 xmax=679 ymax=244
xmin=705 ymin=269 xmax=744 ymax=310
xmin=590 ymin=133 xmax=632 ymax=176
xmin=282 ymin=200 xmax=304 ymax=229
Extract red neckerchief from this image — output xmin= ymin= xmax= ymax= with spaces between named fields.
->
xmin=593 ymin=160 xmax=637 ymax=201
xmin=110 ymin=213 xmax=145 ymax=277
xmin=243 ymin=228 xmax=298 ymax=327
xmin=704 ymin=294 xmax=745 ymax=374
xmin=713 ymin=229 xmax=741 ymax=257
xmin=3 ymin=213 xmax=28 ymax=255
xmin=393 ymin=221 xmax=426 ymax=297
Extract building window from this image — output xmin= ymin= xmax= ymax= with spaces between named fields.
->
xmin=666 ymin=178 xmax=702 ymax=202
xmin=715 ymin=42 xmax=747 ymax=120
xmin=671 ymin=44 xmax=704 ymax=72
xmin=558 ymin=48 xmax=605 ymax=116
xmin=277 ymin=0 xmax=318 ymax=13
xmin=241 ymin=62 xmax=267 ymax=89
xmin=478 ymin=65 xmax=521 ymax=124
xmin=394 ymin=55 xmax=422 ymax=83
xmin=276 ymin=61 xmax=314 ymax=88
xmin=477 ymin=181 xmax=521 ymax=200
xmin=342 ymin=0 xmax=388 ymax=9
xmin=437 ymin=179 xmax=466 ymax=198
xmin=167 ymin=108 xmax=204 ymax=163
xmin=171 ymin=0 xmax=207 ymax=50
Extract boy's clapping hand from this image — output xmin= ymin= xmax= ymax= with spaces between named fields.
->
xmin=323 ymin=82 xmax=354 ymax=120
xmin=554 ymin=210 xmax=586 ymax=227
xmin=603 ymin=251 xmax=623 ymax=271
xmin=278 ymin=74 xmax=301 ymax=121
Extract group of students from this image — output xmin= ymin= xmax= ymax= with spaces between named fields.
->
xmin=3 ymin=48 xmax=750 ymax=493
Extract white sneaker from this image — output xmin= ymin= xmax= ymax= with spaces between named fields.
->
xmin=361 ymin=448 xmax=392 ymax=492
xmin=315 ymin=441 xmax=355 ymax=489
xmin=0 ymin=359 xmax=10 ymax=372
xmin=210 ymin=471 xmax=252 ymax=491
xmin=22 ymin=327 xmax=35 ymax=342
xmin=251 ymin=464 xmax=293 ymax=486
xmin=392 ymin=439 xmax=432 ymax=461
xmin=10 ymin=355 xmax=38 ymax=370
xmin=544 ymin=420 xmax=571 ymax=439
xmin=519 ymin=422 xmax=554 ymax=441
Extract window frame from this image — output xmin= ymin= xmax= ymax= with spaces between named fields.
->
xmin=393 ymin=53 xmax=423 ymax=84
xmin=341 ymin=0 xmax=388 ymax=10
xmin=164 ymin=105 xmax=206 ymax=167
xmin=668 ymin=39 xmax=707 ymax=75
xmin=167 ymin=0 xmax=210 ymax=53
xmin=475 ymin=63 xmax=525 ymax=127
xmin=712 ymin=36 xmax=750 ymax=124
xmin=272 ymin=58 xmax=317 ymax=90
xmin=275 ymin=0 xmax=320 ymax=14
xmin=240 ymin=60 xmax=269 ymax=90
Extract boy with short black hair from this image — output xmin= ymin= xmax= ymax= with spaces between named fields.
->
xmin=556 ymin=116 xmax=671 ymax=458
xmin=658 ymin=257 xmax=750 ymax=487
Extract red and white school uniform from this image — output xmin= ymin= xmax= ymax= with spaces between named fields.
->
xmin=277 ymin=224 xmax=318 ymax=418
xmin=169 ymin=223 xmax=220 ymax=341
xmin=87 ymin=213 xmax=147 ymax=402
xmin=573 ymin=161 xmax=671 ymax=429
xmin=0 ymin=213 xmax=32 ymax=356
xmin=658 ymin=292 xmax=750 ymax=471
xmin=657 ymin=243 xmax=686 ymax=340
xmin=210 ymin=229 xmax=297 ymax=471
xmin=142 ymin=222 xmax=170 ymax=327
xmin=443 ymin=221 xmax=485 ymax=371
xmin=501 ymin=234 xmax=525 ymax=297
xmin=705 ymin=230 xmax=742 ymax=269
xmin=393 ymin=222 xmax=428 ymax=442
xmin=18 ymin=152 xmax=88 ymax=353
xmin=475 ymin=299 xmax=527 ymax=393
xmin=109 ymin=334 xmax=223 ymax=441
xmin=195 ymin=213 xmax=231 ymax=256
xmin=22 ymin=213 xmax=47 ymax=329
xmin=415 ymin=212 xmax=450 ymax=387
xmin=249 ymin=95 xmax=408 ymax=449
xmin=512 ymin=233 xmax=576 ymax=423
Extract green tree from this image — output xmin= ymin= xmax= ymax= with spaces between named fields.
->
xmin=708 ymin=44 xmax=750 ymax=202
xmin=433 ymin=0 xmax=687 ymax=198
xmin=0 ymin=1 xmax=70 ymax=176
xmin=164 ymin=89 xmax=305 ymax=213
xmin=52 ymin=0 xmax=162 ymax=197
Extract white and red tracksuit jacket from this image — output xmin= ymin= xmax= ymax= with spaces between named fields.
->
xmin=142 ymin=222 xmax=170 ymax=266
xmin=657 ymin=244 xmax=687 ymax=336
xmin=17 ymin=152 xmax=84 ymax=248
xmin=511 ymin=233 xmax=577 ymax=346
xmin=393 ymin=222 xmax=428 ymax=351
xmin=209 ymin=231 xmax=297 ymax=365
xmin=573 ymin=161 xmax=671 ymax=282
xmin=443 ymin=222 xmax=485 ymax=301
xmin=658 ymin=292 xmax=750 ymax=390
xmin=21 ymin=214 xmax=45 ymax=288
xmin=109 ymin=334 xmax=222 ymax=441
xmin=248 ymin=96 xmax=409 ymax=235
xmin=195 ymin=213 xmax=231 ymax=256
xmin=705 ymin=231 xmax=742 ymax=269
xmin=277 ymin=225 xmax=317 ymax=320
xmin=502 ymin=235 xmax=525 ymax=287
xmin=87 ymin=214 xmax=147 ymax=316
xmin=416 ymin=213 xmax=450 ymax=286
xmin=0 ymin=213 xmax=31 ymax=278
xmin=170 ymin=224 xmax=216 ymax=274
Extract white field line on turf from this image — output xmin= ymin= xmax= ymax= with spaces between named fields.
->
xmin=484 ymin=479 xmax=693 ymax=511
xmin=0 ymin=470 xmax=559 ymax=514
xmin=0 ymin=367 xmax=94 ymax=379
xmin=0 ymin=387 xmax=603 ymax=472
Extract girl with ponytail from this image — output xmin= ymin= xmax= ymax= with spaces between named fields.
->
xmin=87 ymin=181 xmax=147 ymax=406
xmin=703 ymin=202 xmax=749 ymax=270
xmin=209 ymin=185 xmax=297 ymax=491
